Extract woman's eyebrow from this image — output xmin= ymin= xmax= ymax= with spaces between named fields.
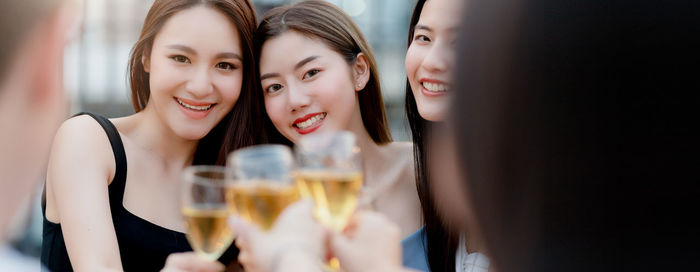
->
xmin=216 ymin=52 xmax=242 ymax=61
xmin=295 ymin=55 xmax=320 ymax=70
xmin=166 ymin=44 xmax=196 ymax=55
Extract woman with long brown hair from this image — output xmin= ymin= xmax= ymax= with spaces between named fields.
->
xmin=41 ymin=0 xmax=260 ymax=270
xmin=254 ymin=0 xmax=421 ymax=237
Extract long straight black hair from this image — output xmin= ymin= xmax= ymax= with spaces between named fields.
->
xmin=405 ymin=0 xmax=459 ymax=271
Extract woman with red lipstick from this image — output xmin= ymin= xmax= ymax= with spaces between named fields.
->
xmin=41 ymin=0 xmax=260 ymax=270
xmin=230 ymin=2 xmax=421 ymax=270
xmin=252 ymin=0 xmax=422 ymax=238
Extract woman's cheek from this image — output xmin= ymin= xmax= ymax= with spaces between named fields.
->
xmin=265 ymin=97 xmax=285 ymax=127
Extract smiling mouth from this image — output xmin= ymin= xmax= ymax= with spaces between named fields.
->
xmin=421 ymin=81 xmax=449 ymax=93
xmin=293 ymin=113 xmax=326 ymax=129
xmin=175 ymin=98 xmax=215 ymax=111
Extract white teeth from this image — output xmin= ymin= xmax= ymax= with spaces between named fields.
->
xmin=177 ymin=98 xmax=213 ymax=111
xmin=295 ymin=113 xmax=326 ymax=129
xmin=422 ymin=82 xmax=448 ymax=92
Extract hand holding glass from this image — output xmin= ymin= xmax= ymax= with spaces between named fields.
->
xmin=181 ymin=165 xmax=235 ymax=261
xmin=295 ymin=131 xmax=363 ymax=231
xmin=226 ymin=144 xmax=299 ymax=230
xmin=295 ymin=131 xmax=363 ymax=271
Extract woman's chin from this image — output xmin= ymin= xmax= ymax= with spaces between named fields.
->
xmin=174 ymin=126 xmax=212 ymax=141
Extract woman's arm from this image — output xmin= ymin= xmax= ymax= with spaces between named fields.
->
xmin=46 ymin=116 xmax=123 ymax=271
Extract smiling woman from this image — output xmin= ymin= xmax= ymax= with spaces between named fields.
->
xmin=401 ymin=0 xmax=473 ymax=271
xmin=260 ymin=32 xmax=365 ymax=140
xmin=41 ymin=0 xmax=259 ymax=271
xmin=253 ymin=0 xmax=422 ymax=239
xmin=139 ymin=6 xmax=244 ymax=140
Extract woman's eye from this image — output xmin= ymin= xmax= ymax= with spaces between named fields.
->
xmin=266 ymin=84 xmax=283 ymax=94
xmin=303 ymin=69 xmax=320 ymax=80
xmin=216 ymin=62 xmax=236 ymax=71
xmin=171 ymin=55 xmax=190 ymax=63
xmin=414 ymin=35 xmax=431 ymax=43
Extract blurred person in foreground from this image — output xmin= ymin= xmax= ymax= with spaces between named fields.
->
xmin=0 ymin=0 xmax=75 ymax=269
xmin=228 ymin=0 xmax=699 ymax=271
xmin=446 ymin=0 xmax=698 ymax=271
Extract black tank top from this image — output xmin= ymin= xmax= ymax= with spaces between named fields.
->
xmin=40 ymin=113 xmax=239 ymax=271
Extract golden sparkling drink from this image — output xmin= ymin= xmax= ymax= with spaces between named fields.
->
xmin=182 ymin=206 xmax=234 ymax=261
xmin=226 ymin=181 xmax=299 ymax=230
xmin=295 ymin=170 xmax=363 ymax=231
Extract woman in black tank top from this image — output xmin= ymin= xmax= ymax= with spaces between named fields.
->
xmin=41 ymin=1 xmax=262 ymax=271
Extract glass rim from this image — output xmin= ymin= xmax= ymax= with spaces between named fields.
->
xmin=226 ymin=144 xmax=294 ymax=165
xmin=182 ymin=165 xmax=228 ymax=186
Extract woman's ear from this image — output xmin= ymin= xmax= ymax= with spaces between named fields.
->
xmin=352 ymin=53 xmax=370 ymax=92
xmin=142 ymin=54 xmax=150 ymax=73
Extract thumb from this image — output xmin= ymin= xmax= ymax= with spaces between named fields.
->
xmin=229 ymin=216 xmax=247 ymax=233
xmin=230 ymin=216 xmax=254 ymax=248
xmin=329 ymin=230 xmax=352 ymax=257
xmin=230 ymin=216 xmax=265 ymax=246
xmin=280 ymin=199 xmax=315 ymax=220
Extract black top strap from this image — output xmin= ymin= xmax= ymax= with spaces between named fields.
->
xmin=74 ymin=112 xmax=128 ymax=205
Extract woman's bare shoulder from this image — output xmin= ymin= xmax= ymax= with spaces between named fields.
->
xmin=48 ymin=114 xmax=117 ymax=184
xmin=54 ymin=115 xmax=115 ymax=151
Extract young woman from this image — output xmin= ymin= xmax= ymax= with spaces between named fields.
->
xmin=401 ymin=0 xmax=489 ymax=271
xmin=41 ymin=0 xmax=259 ymax=270
xmin=254 ymin=0 xmax=421 ymax=237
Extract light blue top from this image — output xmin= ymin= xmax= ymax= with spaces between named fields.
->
xmin=401 ymin=226 xmax=429 ymax=271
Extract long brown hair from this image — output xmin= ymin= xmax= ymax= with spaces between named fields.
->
xmin=405 ymin=0 xmax=459 ymax=271
xmin=254 ymin=0 xmax=392 ymax=145
xmin=127 ymin=0 xmax=261 ymax=164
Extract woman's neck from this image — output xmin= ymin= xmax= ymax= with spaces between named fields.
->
xmin=355 ymin=127 xmax=393 ymax=190
xmin=465 ymin=232 xmax=486 ymax=253
xmin=123 ymin=107 xmax=198 ymax=167
xmin=347 ymin=101 xmax=387 ymax=188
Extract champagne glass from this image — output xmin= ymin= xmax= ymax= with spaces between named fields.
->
xmin=295 ymin=131 xmax=363 ymax=270
xmin=181 ymin=165 xmax=235 ymax=261
xmin=226 ymin=144 xmax=299 ymax=230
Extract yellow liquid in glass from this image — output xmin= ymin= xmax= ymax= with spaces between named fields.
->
xmin=227 ymin=181 xmax=299 ymax=230
xmin=182 ymin=206 xmax=235 ymax=261
xmin=295 ymin=170 xmax=363 ymax=231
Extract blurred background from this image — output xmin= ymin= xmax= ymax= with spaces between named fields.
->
xmin=15 ymin=0 xmax=417 ymax=258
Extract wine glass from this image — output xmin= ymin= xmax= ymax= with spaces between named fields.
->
xmin=226 ymin=144 xmax=299 ymax=230
xmin=181 ymin=165 xmax=235 ymax=261
xmin=295 ymin=131 xmax=363 ymax=270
